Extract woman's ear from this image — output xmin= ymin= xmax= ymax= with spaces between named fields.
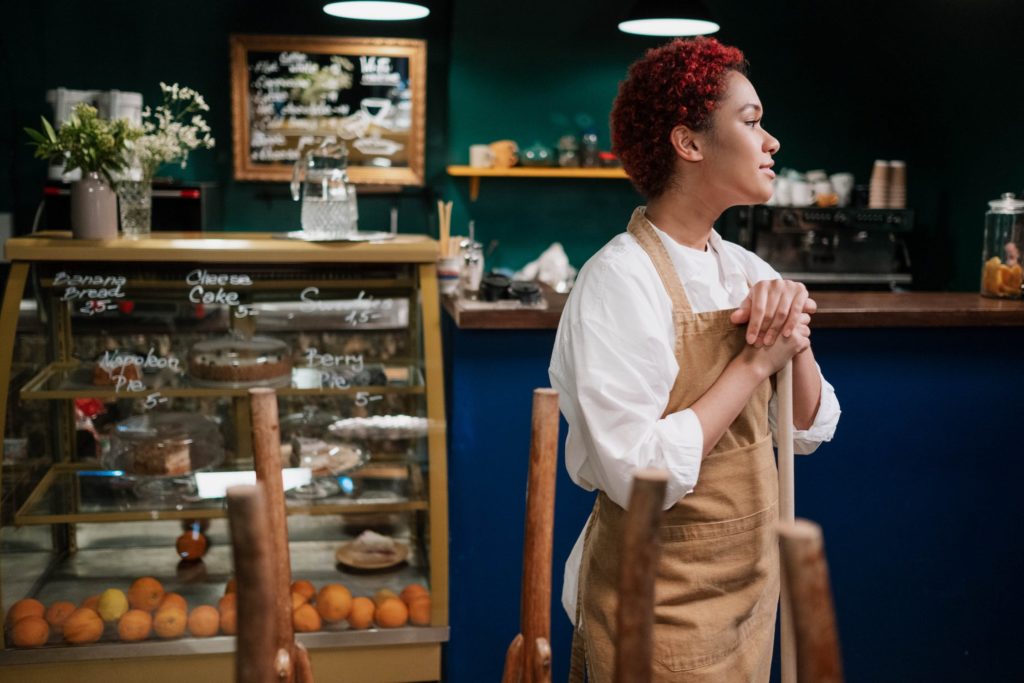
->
xmin=670 ymin=125 xmax=704 ymax=162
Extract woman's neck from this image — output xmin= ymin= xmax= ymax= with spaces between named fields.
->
xmin=644 ymin=191 xmax=721 ymax=251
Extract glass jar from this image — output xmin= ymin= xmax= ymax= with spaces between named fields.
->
xmin=980 ymin=192 xmax=1024 ymax=299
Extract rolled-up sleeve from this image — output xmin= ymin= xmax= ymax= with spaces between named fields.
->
xmin=767 ymin=363 xmax=840 ymax=454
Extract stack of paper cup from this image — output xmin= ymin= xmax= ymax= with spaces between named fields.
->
xmin=869 ymin=160 xmax=890 ymax=208
xmin=888 ymin=160 xmax=906 ymax=209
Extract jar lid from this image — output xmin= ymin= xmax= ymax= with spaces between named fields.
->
xmin=988 ymin=192 xmax=1024 ymax=214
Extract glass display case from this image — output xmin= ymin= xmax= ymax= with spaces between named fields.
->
xmin=0 ymin=232 xmax=448 ymax=681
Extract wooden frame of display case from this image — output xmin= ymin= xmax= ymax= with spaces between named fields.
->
xmin=0 ymin=232 xmax=448 ymax=682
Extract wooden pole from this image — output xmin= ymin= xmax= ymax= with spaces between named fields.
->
xmin=613 ymin=469 xmax=668 ymax=683
xmin=227 ymin=485 xmax=278 ymax=683
xmin=501 ymin=633 xmax=524 ymax=683
xmin=519 ymin=388 xmax=560 ymax=683
xmin=249 ymin=388 xmax=295 ymax=683
xmin=777 ymin=361 xmax=797 ymax=683
xmin=779 ymin=520 xmax=844 ymax=683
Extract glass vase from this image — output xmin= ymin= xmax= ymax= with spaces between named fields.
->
xmin=118 ymin=178 xmax=153 ymax=237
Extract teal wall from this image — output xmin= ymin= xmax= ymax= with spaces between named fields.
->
xmin=3 ymin=1 xmax=1023 ymax=289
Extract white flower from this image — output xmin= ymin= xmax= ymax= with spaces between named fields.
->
xmin=129 ymin=82 xmax=215 ymax=174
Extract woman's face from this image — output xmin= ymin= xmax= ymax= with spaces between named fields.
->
xmin=696 ymin=71 xmax=780 ymax=206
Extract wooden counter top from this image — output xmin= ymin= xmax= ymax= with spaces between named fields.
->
xmin=4 ymin=231 xmax=438 ymax=264
xmin=444 ymin=290 xmax=1024 ymax=330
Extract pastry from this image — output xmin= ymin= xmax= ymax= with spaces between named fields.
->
xmin=130 ymin=439 xmax=191 ymax=476
xmin=289 ymin=436 xmax=363 ymax=475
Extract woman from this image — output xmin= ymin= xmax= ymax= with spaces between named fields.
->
xmin=549 ymin=38 xmax=841 ymax=682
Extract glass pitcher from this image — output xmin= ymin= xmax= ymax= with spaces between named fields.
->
xmin=290 ymin=141 xmax=358 ymax=238
xmin=980 ymin=192 xmax=1023 ymax=299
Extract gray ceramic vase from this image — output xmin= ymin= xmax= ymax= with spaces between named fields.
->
xmin=70 ymin=171 xmax=118 ymax=239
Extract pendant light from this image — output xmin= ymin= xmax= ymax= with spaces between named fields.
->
xmin=323 ymin=1 xmax=430 ymax=21
xmin=618 ymin=0 xmax=720 ymax=37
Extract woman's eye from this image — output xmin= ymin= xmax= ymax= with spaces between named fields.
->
xmin=746 ymin=119 xmax=761 ymax=128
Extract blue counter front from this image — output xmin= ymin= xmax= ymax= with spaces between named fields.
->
xmin=443 ymin=296 xmax=1024 ymax=683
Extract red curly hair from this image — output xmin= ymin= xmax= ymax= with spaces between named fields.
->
xmin=611 ymin=37 xmax=748 ymax=199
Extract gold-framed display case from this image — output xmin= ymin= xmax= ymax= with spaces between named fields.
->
xmin=0 ymin=232 xmax=448 ymax=683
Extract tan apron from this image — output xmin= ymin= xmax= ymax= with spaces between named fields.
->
xmin=568 ymin=208 xmax=779 ymax=682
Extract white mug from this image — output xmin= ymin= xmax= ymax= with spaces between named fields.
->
xmin=791 ymin=180 xmax=814 ymax=207
xmin=829 ymin=173 xmax=854 ymax=206
xmin=469 ymin=144 xmax=495 ymax=168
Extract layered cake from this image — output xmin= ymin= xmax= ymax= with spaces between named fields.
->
xmin=349 ymin=530 xmax=400 ymax=563
xmin=105 ymin=413 xmax=225 ymax=478
xmin=131 ymin=439 xmax=191 ymax=476
xmin=189 ymin=336 xmax=292 ymax=385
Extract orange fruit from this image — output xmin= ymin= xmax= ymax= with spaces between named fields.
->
xmin=290 ymin=592 xmax=307 ymax=610
xmin=81 ymin=594 xmax=100 ymax=613
xmin=408 ymin=595 xmax=431 ymax=626
xmin=373 ymin=588 xmax=398 ymax=607
xmin=7 ymin=598 xmax=45 ymax=625
xmin=291 ymin=579 xmax=316 ymax=603
xmin=375 ymin=597 xmax=408 ymax=628
xmin=10 ymin=616 xmax=49 ymax=647
xmin=347 ymin=597 xmax=374 ymax=630
xmin=399 ymin=584 xmax=428 ymax=606
xmin=153 ymin=607 xmax=187 ymax=639
xmin=292 ymin=603 xmax=322 ymax=633
xmin=118 ymin=609 xmax=153 ymax=642
xmin=316 ymin=584 xmax=352 ymax=623
xmin=128 ymin=577 xmax=165 ymax=613
xmin=187 ymin=605 xmax=220 ymax=637
xmin=63 ymin=607 xmax=103 ymax=644
xmin=45 ymin=601 xmax=77 ymax=632
xmin=218 ymin=592 xmax=237 ymax=612
xmin=160 ymin=592 xmax=188 ymax=613
xmin=176 ymin=530 xmax=208 ymax=562
xmin=224 ymin=578 xmax=236 ymax=595
xmin=219 ymin=604 xmax=237 ymax=635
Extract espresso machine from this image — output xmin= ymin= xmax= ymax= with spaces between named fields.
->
xmin=720 ymin=205 xmax=913 ymax=288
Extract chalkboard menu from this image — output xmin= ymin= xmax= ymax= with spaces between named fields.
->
xmin=230 ymin=35 xmax=426 ymax=186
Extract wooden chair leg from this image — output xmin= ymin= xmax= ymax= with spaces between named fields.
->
xmin=227 ymin=484 xmax=279 ymax=683
xmin=520 ymin=388 xmax=559 ymax=683
xmin=613 ymin=469 xmax=668 ymax=683
xmin=778 ymin=519 xmax=844 ymax=683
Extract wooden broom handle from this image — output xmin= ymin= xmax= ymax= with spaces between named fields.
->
xmin=249 ymin=388 xmax=296 ymax=683
xmin=613 ymin=469 xmax=668 ymax=683
xmin=520 ymin=388 xmax=560 ymax=683
xmin=227 ymin=485 xmax=278 ymax=683
xmin=777 ymin=361 xmax=797 ymax=683
xmin=779 ymin=519 xmax=844 ymax=683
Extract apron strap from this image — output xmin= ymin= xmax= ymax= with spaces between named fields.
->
xmin=626 ymin=207 xmax=694 ymax=363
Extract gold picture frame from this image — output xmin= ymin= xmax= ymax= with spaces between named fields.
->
xmin=230 ymin=34 xmax=427 ymax=186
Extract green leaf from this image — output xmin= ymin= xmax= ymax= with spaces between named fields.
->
xmin=41 ymin=117 xmax=58 ymax=143
xmin=24 ymin=127 xmax=46 ymax=144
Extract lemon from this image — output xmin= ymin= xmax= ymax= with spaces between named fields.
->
xmin=97 ymin=588 xmax=129 ymax=622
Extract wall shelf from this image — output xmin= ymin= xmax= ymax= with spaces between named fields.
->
xmin=446 ymin=164 xmax=627 ymax=200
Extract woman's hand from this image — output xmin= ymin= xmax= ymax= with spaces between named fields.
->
xmin=729 ymin=279 xmax=816 ymax=347
xmin=740 ymin=314 xmax=812 ymax=378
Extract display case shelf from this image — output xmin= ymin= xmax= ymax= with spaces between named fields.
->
xmin=14 ymin=463 xmax=428 ymax=526
xmin=19 ymin=362 xmax=425 ymax=400
xmin=0 ymin=532 xmax=446 ymax=666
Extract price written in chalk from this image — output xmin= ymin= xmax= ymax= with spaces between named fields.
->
xmin=143 ymin=392 xmax=170 ymax=410
xmin=355 ymin=392 xmax=383 ymax=407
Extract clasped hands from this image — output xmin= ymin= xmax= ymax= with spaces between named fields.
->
xmin=729 ymin=280 xmax=814 ymax=370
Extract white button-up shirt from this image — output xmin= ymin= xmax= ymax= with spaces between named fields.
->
xmin=549 ymin=218 xmax=841 ymax=624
